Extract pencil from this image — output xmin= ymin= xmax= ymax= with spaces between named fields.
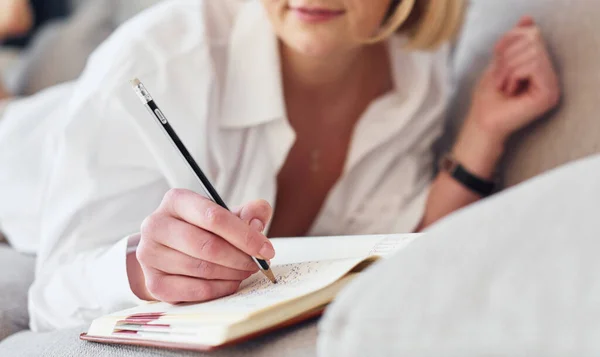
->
xmin=130 ymin=78 xmax=277 ymax=284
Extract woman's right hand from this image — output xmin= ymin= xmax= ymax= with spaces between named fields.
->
xmin=128 ymin=189 xmax=275 ymax=304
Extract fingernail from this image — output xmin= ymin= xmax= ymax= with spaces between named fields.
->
xmin=259 ymin=242 xmax=275 ymax=260
xmin=250 ymin=218 xmax=264 ymax=232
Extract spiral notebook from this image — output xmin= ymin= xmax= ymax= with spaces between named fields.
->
xmin=81 ymin=234 xmax=419 ymax=351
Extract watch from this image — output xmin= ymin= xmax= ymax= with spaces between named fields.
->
xmin=439 ymin=154 xmax=496 ymax=197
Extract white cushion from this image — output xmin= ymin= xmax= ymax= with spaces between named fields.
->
xmin=318 ymin=154 xmax=600 ymax=356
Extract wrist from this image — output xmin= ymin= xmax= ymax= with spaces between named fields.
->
xmin=452 ymin=120 xmax=506 ymax=180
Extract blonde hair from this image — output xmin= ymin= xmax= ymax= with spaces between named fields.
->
xmin=369 ymin=0 xmax=466 ymax=50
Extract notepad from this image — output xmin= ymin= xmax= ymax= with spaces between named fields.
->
xmin=81 ymin=234 xmax=419 ymax=351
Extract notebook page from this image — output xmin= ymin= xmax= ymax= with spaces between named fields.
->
xmin=101 ymin=235 xmax=419 ymax=322
xmin=270 ymin=233 xmax=420 ymax=264
xmin=102 ymin=257 xmax=365 ymax=324
xmin=159 ymin=235 xmax=418 ymax=317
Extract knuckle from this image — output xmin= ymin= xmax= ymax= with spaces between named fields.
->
xmin=195 ymin=260 xmax=215 ymax=277
xmin=146 ymin=275 xmax=167 ymax=298
xmin=135 ymin=241 xmax=152 ymax=265
xmin=242 ymin=258 xmax=260 ymax=272
xmin=226 ymin=281 xmax=242 ymax=295
xmin=140 ymin=214 xmax=162 ymax=237
xmin=163 ymin=188 xmax=186 ymax=204
xmin=242 ymin=226 xmax=257 ymax=251
xmin=191 ymin=282 xmax=214 ymax=301
xmin=198 ymin=236 xmax=220 ymax=259
xmin=547 ymin=90 xmax=561 ymax=107
xmin=255 ymin=200 xmax=273 ymax=219
xmin=203 ymin=205 xmax=225 ymax=227
xmin=494 ymin=42 xmax=503 ymax=55
xmin=527 ymin=29 xmax=541 ymax=43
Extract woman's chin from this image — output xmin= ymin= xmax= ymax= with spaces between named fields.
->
xmin=284 ymin=35 xmax=346 ymax=58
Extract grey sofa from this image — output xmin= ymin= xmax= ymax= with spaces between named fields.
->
xmin=1 ymin=0 xmax=600 ymax=355
xmin=0 ymin=243 xmax=34 ymax=341
xmin=4 ymin=0 xmax=161 ymax=96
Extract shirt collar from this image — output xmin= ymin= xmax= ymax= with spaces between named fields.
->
xmin=220 ymin=2 xmax=286 ymax=128
xmin=220 ymin=2 xmax=436 ymax=131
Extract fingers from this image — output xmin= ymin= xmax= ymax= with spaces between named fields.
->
xmin=137 ymin=240 xmax=255 ymax=281
xmin=144 ymin=271 xmax=241 ymax=304
xmin=494 ymin=17 xmax=555 ymax=95
xmin=159 ymin=189 xmax=275 ymax=259
xmin=500 ymin=42 xmax=556 ymax=94
xmin=506 ymin=62 xmax=537 ymax=90
xmin=495 ymin=16 xmax=540 ymax=58
xmin=503 ymin=38 xmax=534 ymax=64
xmin=511 ymin=62 xmax=560 ymax=105
xmin=235 ymin=199 xmax=273 ymax=233
xmin=141 ymin=212 xmax=258 ymax=272
xmin=517 ymin=16 xmax=535 ymax=27
xmin=497 ymin=47 xmax=537 ymax=93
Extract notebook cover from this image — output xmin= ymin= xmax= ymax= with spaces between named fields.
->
xmin=80 ymin=307 xmax=324 ymax=352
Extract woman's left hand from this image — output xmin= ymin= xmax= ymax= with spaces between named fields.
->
xmin=453 ymin=16 xmax=561 ymax=177
xmin=469 ymin=16 xmax=560 ymax=142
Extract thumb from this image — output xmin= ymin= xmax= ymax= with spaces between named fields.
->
xmin=233 ymin=199 xmax=273 ymax=233
xmin=517 ymin=16 xmax=535 ymax=27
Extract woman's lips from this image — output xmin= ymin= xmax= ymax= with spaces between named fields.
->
xmin=289 ymin=6 xmax=345 ymax=23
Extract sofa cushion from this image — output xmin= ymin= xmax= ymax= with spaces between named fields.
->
xmin=443 ymin=0 xmax=600 ymax=187
xmin=0 ymin=243 xmax=35 ymax=341
xmin=318 ymin=154 xmax=600 ymax=357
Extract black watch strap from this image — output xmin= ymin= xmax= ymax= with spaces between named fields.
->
xmin=440 ymin=154 xmax=496 ymax=197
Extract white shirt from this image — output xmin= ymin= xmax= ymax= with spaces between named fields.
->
xmin=0 ymin=0 xmax=451 ymax=331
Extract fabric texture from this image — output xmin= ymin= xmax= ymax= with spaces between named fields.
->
xmin=0 ymin=98 xmax=13 ymax=119
xmin=0 ymin=243 xmax=35 ymax=341
xmin=318 ymin=154 xmax=600 ymax=357
xmin=443 ymin=0 xmax=600 ymax=187
xmin=0 ymin=320 xmax=318 ymax=357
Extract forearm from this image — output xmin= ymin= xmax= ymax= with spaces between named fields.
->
xmin=418 ymin=16 xmax=560 ymax=231
xmin=419 ymin=122 xmax=505 ymax=231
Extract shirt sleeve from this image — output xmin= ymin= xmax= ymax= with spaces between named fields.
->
xmin=25 ymin=0 xmax=220 ymax=331
xmin=27 ymin=77 xmax=170 ymax=332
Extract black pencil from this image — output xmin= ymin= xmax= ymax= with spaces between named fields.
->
xmin=131 ymin=78 xmax=277 ymax=284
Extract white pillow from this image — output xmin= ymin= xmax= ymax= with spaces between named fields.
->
xmin=318 ymin=154 xmax=600 ymax=357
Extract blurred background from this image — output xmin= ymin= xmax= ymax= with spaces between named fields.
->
xmin=3 ymin=0 xmax=69 ymax=48
xmin=0 ymin=0 xmax=161 ymax=97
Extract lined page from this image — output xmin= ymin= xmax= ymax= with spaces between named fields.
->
xmin=98 ymin=234 xmax=420 ymax=323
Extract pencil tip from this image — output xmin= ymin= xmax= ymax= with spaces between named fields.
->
xmin=264 ymin=269 xmax=277 ymax=284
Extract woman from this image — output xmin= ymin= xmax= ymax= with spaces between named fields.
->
xmin=0 ymin=0 xmax=559 ymax=331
